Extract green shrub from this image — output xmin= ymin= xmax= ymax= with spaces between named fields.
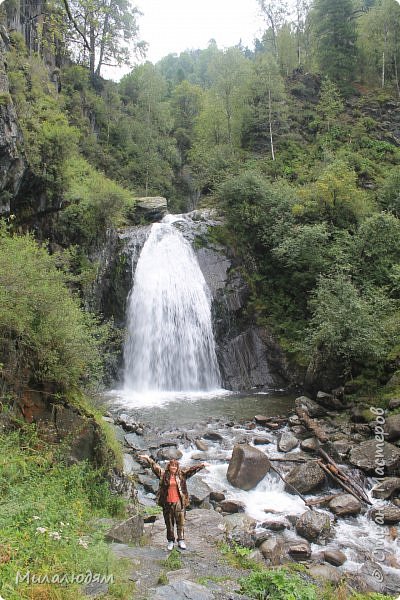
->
xmin=239 ymin=568 xmax=318 ymax=600
xmin=0 ymin=225 xmax=104 ymax=389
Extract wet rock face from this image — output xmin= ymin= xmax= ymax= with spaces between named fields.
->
xmin=328 ymin=494 xmax=361 ymax=516
xmin=134 ymin=196 xmax=168 ymax=223
xmin=0 ymin=28 xmax=27 ymax=215
xmin=227 ymin=443 xmax=271 ymax=491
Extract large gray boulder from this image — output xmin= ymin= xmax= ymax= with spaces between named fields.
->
xmin=385 ymin=414 xmax=400 ymax=442
xmin=105 ymin=515 xmax=144 ymax=544
xmin=370 ymin=505 xmax=400 ymax=524
xmin=349 ymin=440 xmax=400 ymax=475
xmin=295 ymin=396 xmax=326 ymax=417
xmin=285 ymin=462 xmax=326 ymax=495
xmin=135 ymin=196 xmax=168 ymax=223
xmin=149 ymin=580 xmax=214 ymax=600
xmin=278 ymin=432 xmax=299 ymax=453
xmin=371 ymin=477 xmax=400 ymax=500
xmin=295 ymin=510 xmax=331 ymax=542
xmin=328 ymin=494 xmax=361 ymax=516
xmin=187 ymin=476 xmax=211 ymax=505
xmin=227 ymin=443 xmax=270 ymax=490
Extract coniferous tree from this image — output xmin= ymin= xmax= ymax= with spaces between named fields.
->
xmin=310 ymin=0 xmax=358 ymax=86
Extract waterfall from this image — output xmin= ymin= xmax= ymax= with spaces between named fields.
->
xmin=123 ymin=217 xmax=221 ymax=392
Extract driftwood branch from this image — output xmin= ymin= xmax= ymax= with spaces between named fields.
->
xmin=317 ymin=447 xmax=371 ymax=505
xmin=295 ymin=407 xmax=328 ymax=442
xmin=269 ymin=462 xmax=315 ymax=511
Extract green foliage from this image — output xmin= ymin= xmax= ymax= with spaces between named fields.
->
xmin=239 ymin=567 xmax=318 ymax=600
xmin=0 ymin=426 xmax=131 ymax=600
xmin=310 ymin=0 xmax=357 ymax=88
xmin=307 ymin=273 xmax=399 ymax=378
xmin=162 ymin=548 xmax=182 ymax=570
xmin=0 ymin=225 xmax=104 ymax=389
xmin=57 ymin=156 xmax=133 ymax=248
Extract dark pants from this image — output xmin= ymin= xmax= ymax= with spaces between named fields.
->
xmin=162 ymin=499 xmax=185 ymax=542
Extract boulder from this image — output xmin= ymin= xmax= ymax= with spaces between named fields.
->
xmin=194 ymin=439 xmax=208 ymax=451
xmin=210 ymin=491 xmax=225 ymax=502
xmin=328 ymin=494 xmax=361 ymax=517
xmin=259 ymin=536 xmax=285 ymax=564
xmin=308 ymin=564 xmax=342 ymax=584
xmin=301 ymin=438 xmax=319 ymax=452
xmin=295 ymin=396 xmax=326 ymax=417
xmin=137 ymin=474 xmax=159 ymax=495
xmin=324 ymin=549 xmax=347 ymax=566
xmin=116 ymin=413 xmax=142 ymax=432
xmin=156 ymin=447 xmax=183 ymax=461
xmin=316 ymin=391 xmax=344 ymax=411
xmin=349 ymin=440 xmax=400 ymax=475
xmin=219 ymin=500 xmax=245 ymax=513
xmin=278 ymin=432 xmax=299 ymax=453
xmin=261 ymin=518 xmax=290 ymax=531
xmin=287 ymin=540 xmax=311 ymax=560
xmin=332 ymin=439 xmax=351 ymax=459
xmin=254 ymin=415 xmax=269 ymax=425
xmin=370 ymin=505 xmax=400 ymax=524
xmin=371 ymin=477 xmax=400 ymax=500
xmin=223 ymin=513 xmax=256 ymax=534
xmin=285 ymin=462 xmax=326 ymax=495
xmin=202 ymin=431 xmax=224 ymax=442
xmin=149 ymin=580 xmax=214 ymax=600
xmin=389 ymin=398 xmax=400 ymax=410
xmin=385 ymin=414 xmax=400 ymax=442
xmin=295 ymin=510 xmax=331 ymax=542
xmin=105 ymin=515 xmax=144 ymax=544
xmin=187 ymin=476 xmax=211 ymax=505
xmin=253 ymin=436 xmax=273 ymax=445
xmin=135 ymin=196 xmax=168 ymax=223
xmin=227 ymin=443 xmax=270 ymax=491
xmin=124 ymin=433 xmax=145 ymax=451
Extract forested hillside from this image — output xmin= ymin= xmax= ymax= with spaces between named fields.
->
xmin=2 ymin=0 xmax=399 ymax=397
xmin=0 ymin=1 xmax=400 ymax=598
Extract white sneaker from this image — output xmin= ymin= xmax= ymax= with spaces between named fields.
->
xmin=167 ymin=541 xmax=174 ymax=551
xmin=178 ymin=540 xmax=186 ymax=550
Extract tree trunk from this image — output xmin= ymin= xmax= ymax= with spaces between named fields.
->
xmin=268 ymin=86 xmax=275 ymax=161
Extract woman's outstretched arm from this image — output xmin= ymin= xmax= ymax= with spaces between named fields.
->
xmin=139 ymin=454 xmax=164 ymax=479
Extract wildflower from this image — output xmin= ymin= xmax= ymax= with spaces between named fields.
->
xmin=78 ymin=538 xmax=89 ymax=549
xmin=36 ymin=527 xmax=47 ymax=534
xmin=49 ymin=531 xmax=62 ymax=541
xmin=32 ymin=515 xmax=40 ymax=520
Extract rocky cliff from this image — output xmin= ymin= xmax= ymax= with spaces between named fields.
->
xmin=0 ymin=26 xmax=27 ymax=215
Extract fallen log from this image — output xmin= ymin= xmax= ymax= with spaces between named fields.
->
xmin=305 ymin=493 xmax=343 ymax=507
xmin=295 ymin=407 xmax=328 ymax=443
xmin=317 ymin=461 xmax=371 ymax=505
xmin=269 ymin=456 xmax=310 ymax=463
xmin=318 ymin=447 xmax=371 ymax=505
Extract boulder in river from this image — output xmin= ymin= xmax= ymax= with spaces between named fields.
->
xmin=295 ymin=510 xmax=331 ymax=542
xmin=287 ymin=539 xmax=311 ymax=560
xmin=278 ymin=432 xmax=299 ymax=453
xmin=370 ymin=505 xmax=400 ymax=524
xmin=285 ymin=461 xmax=326 ymax=495
xmin=349 ymin=440 xmax=400 ymax=475
xmin=371 ymin=477 xmax=400 ymax=500
xmin=328 ymin=494 xmax=361 ymax=517
xmin=227 ymin=443 xmax=270 ymax=491
xmin=259 ymin=536 xmax=285 ymax=564
xmin=324 ymin=549 xmax=347 ymax=566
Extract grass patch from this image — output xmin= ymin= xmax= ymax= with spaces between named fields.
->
xmin=219 ymin=541 xmax=261 ymax=571
xmin=0 ymin=424 xmax=132 ymax=599
xmin=161 ymin=548 xmax=182 ymax=571
xmin=239 ymin=568 xmax=318 ymax=599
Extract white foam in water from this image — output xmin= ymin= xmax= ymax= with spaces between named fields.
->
xmin=123 ymin=217 xmax=221 ymax=393
xmin=108 ymin=387 xmax=231 ymax=409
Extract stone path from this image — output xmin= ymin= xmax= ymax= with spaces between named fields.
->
xmin=111 ymin=509 xmax=252 ymax=600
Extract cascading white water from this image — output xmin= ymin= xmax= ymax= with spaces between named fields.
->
xmin=123 ymin=217 xmax=221 ymax=393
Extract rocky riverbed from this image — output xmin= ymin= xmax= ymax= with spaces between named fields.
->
xmin=103 ymin=390 xmax=400 ymax=598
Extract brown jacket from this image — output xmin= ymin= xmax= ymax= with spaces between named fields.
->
xmin=145 ymin=457 xmax=205 ymax=508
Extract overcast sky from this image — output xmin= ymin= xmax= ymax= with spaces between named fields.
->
xmin=135 ymin=0 xmax=265 ymax=63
